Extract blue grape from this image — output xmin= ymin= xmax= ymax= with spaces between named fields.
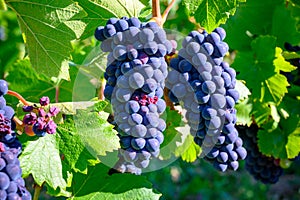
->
xmin=0 ymin=97 xmax=6 ymax=109
xmin=96 ymin=18 xmax=172 ymax=175
xmin=129 ymin=72 xmax=144 ymax=89
xmin=166 ymin=28 xmax=246 ymax=172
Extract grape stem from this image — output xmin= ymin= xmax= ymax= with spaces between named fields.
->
xmin=161 ymin=0 xmax=176 ymax=24
xmin=55 ymin=86 xmax=59 ymax=103
xmin=163 ymin=88 xmax=175 ymax=110
xmin=13 ymin=116 xmax=24 ymax=134
xmin=151 ymin=0 xmax=175 ymax=26
xmin=33 ymin=183 xmax=43 ymax=200
xmin=7 ymin=90 xmax=30 ymax=106
xmin=99 ymin=78 xmax=105 ymax=101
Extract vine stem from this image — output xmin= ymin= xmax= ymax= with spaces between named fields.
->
xmin=98 ymin=78 xmax=105 ymax=101
xmin=151 ymin=0 xmax=175 ymax=27
xmin=161 ymin=0 xmax=176 ymax=24
xmin=7 ymin=90 xmax=30 ymax=106
xmin=163 ymin=88 xmax=175 ymax=110
xmin=55 ymin=86 xmax=59 ymax=103
xmin=33 ymin=183 xmax=43 ymax=200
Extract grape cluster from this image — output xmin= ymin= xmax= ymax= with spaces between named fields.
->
xmin=0 ymin=142 xmax=31 ymax=199
xmin=0 ymin=79 xmax=32 ymax=199
xmin=95 ymin=17 xmax=175 ymax=174
xmin=166 ymin=28 xmax=247 ymax=171
xmin=238 ymin=125 xmax=283 ymax=184
xmin=22 ymin=97 xmax=59 ymax=137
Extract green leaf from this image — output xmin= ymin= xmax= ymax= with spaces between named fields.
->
xmin=274 ymin=48 xmax=298 ymax=72
xmin=74 ymin=109 xmax=120 ymax=158
xmin=235 ymin=98 xmax=252 ymax=126
xmin=78 ymin=0 xmax=146 ymax=39
xmin=271 ymin=5 xmax=300 ymax=48
xmin=285 ymin=125 xmax=300 ymax=159
xmin=183 ymin=0 xmax=245 ymax=32
xmin=233 ymin=36 xmax=277 ymax=101
xmin=257 ymin=126 xmax=287 ymax=158
xmin=159 ymin=108 xmax=185 ymax=159
xmin=262 ymin=73 xmax=289 ymax=104
xmin=5 ymin=59 xmax=79 ymax=103
xmin=69 ymin=163 xmax=161 ymax=200
xmin=175 ymin=134 xmax=201 ymax=163
xmin=6 ymin=0 xmax=87 ymax=79
xmin=223 ymin=0 xmax=283 ymax=50
xmin=57 ymin=118 xmax=99 ymax=173
xmin=19 ymin=134 xmax=67 ymax=190
xmin=251 ymin=102 xmax=271 ymax=126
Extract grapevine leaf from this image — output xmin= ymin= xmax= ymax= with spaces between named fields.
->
xmin=274 ymin=48 xmax=297 ymax=72
xmin=74 ymin=108 xmax=120 ymax=158
xmin=263 ymin=74 xmax=289 ymax=104
xmin=233 ymin=36 xmax=277 ymax=101
xmin=6 ymin=0 xmax=87 ymax=79
xmin=159 ymin=108 xmax=185 ymax=159
xmin=69 ymin=163 xmax=161 ymax=200
xmin=175 ymin=134 xmax=201 ymax=163
xmin=78 ymin=0 xmax=146 ymax=39
xmin=280 ymin=96 xmax=300 ymax=158
xmin=285 ymin=124 xmax=300 ymax=159
xmin=251 ymin=103 xmax=271 ymax=126
xmin=57 ymin=117 xmax=99 ymax=174
xmin=183 ymin=0 xmax=246 ymax=32
xmin=235 ymin=98 xmax=252 ymax=126
xmin=282 ymin=51 xmax=300 ymax=60
xmin=19 ymin=134 xmax=67 ymax=190
xmin=271 ymin=5 xmax=300 ymax=48
xmin=223 ymin=0 xmax=283 ymax=50
xmin=6 ymin=59 xmax=81 ymax=104
xmin=257 ymin=127 xmax=287 ymax=158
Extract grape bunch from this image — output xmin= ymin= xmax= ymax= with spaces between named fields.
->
xmin=166 ymin=28 xmax=247 ymax=172
xmin=94 ymin=17 xmax=175 ymax=174
xmin=0 ymin=142 xmax=31 ymax=199
xmin=238 ymin=125 xmax=283 ymax=184
xmin=0 ymin=79 xmax=32 ymax=199
xmin=22 ymin=96 xmax=59 ymax=137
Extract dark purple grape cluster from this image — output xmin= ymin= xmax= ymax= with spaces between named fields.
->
xmin=166 ymin=27 xmax=247 ymax=172
xmin=0 ymin=79 xmax=32 ymax=199
xmin=94 ymin=17 xmax=175 ymax=174
xmin=0 ymin=80 xmax=19 ymax=146
xmin=238 ymin=125 xmax=283 ymax=184
xmin=22 ymin=96 xmax=59 ymax=137
xmin=0 ymin=142 xmax=31 ymax=199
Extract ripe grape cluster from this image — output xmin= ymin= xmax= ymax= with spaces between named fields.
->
xmin=0 ymin=79 xmax=32 ymax=199
xmin=238 ymin=125 xmax=283 ymax=184
xmin=166 ymin=28 xmax=247 ymax=171
xmin=95 ymin=17 xmax=175 ymax=174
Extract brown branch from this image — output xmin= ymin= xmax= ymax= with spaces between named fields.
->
xmin=152 ymin=0 xmax=161 ymax=19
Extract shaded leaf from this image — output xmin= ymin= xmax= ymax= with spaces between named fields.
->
xmin=69 ymin=163 xmax=161 ymax=200
xmin=6 ymin=0 xmax=87 ymax=79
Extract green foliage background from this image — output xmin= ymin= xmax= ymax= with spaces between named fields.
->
xmin=0 ymin=0 xmax=300 ymax=199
